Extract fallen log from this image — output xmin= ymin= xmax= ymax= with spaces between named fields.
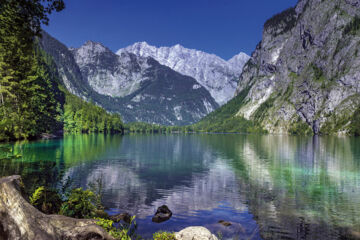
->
xmin=0 ymin=175 xmax=113 ymax=240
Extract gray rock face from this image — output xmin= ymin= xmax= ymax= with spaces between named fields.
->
xmin=175 ymin=227 xmax=218 ymax=240
xmin=233 ymin=0 xmax=360 ymax=134
xmin=40 ymin=32 xmax=218 ymax=125
xmin=70 ymin=41 xmax=218 ymax=125
xmin=0 ymin=175 xmax=113 ymax=240
xmin=118 ymin=42 xmax=250 ymax=105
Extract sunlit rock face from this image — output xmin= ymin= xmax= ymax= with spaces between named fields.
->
xmin=40 ymin=32 xmax=218 ymax=125
xmin=71 ymin=41 xmax=219 ymax=125
xmin=225 ymin=0 xmax=360 ymax=134
xmin=118 ymin=42 xmax=250 ymax=106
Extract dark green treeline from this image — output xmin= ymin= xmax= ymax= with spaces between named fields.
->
xmin=0 ymin=0 xmax=123 ymax=142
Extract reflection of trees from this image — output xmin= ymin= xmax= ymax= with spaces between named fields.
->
xmin=0 ymin=134 xmax=123 ymax=194
xmin=206 ymin=135 xmax=360 ymax=240
xmin=0 ymin=140 xmax=64 ymax=194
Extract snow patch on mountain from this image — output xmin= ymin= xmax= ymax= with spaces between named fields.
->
xmin=117 ymin=42 xmax=250 ymax=105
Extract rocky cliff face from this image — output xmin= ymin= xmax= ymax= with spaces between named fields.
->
xmin=71 ymin=41 xmax=219 ymax=125
xmin=233 ymin=0 xmax=360 ymax=134
xmin=118 ymin=42 xmax=250 ymax=105
xmin=40 ymin=33 xmax=218 ymax=125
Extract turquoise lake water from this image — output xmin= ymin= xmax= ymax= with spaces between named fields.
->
xmin=1 ymin=134 xmax=360 ymax=239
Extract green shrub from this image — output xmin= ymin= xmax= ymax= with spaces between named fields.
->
xmin=0 ymin=145 xmax=21 ymax=160
xmin=96 ymin=215 xmax=137 ymax=240
xmin=310 ymin=63 xmax=326 ymax=82
xmin=264 ymin=7 xmax=297 ymax=36
xmin=30 ymin=186 xmax=62 ymax=214
xmin=153 ymin=231 xmax=176 ymax=240
xmin=349 ymin=107 xmax=360 ymax=136
xmin=59 ymin=188 xmax=97 ymax=218
xmin=344 ymin=16 xmax=360 ymax=35
xmin=288 ymin=118 xmax=313 ymax=135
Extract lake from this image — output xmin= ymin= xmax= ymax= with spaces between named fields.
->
xmin=1 ymin=134 xmax=360 ymax=239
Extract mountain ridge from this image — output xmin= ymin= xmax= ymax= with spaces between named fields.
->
xmin=40 ymin=32 xmax=219 ymax=125
xmin=117 ymin=41 xmax=250 ymax=105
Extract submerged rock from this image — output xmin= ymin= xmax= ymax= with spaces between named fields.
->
xmin=152 ymin=205 xmax=172 ymax=223
xmin=0 ymin=175 xmax=113 ymax=240
xmin=218 ymin=220 xmax=232 ymax=227
xmin=175 ymin=226 xmax=218 ymax=240
xmin=109 ymin=212 xmax=131 ymax=224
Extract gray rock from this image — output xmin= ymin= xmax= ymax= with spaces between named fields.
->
xmin=218 ymin=220 xmax=232 ymax=227
xmin=0 ymin=175 xmax=113 ymax=240
xmin=175 ymin=227 xmax=218 ymax=240
xmin=152 ymin=205 xmax=172 ymax=223
xmin=109 ymin=212 xmax=131 ymax=224
xmin=232 ymin=0 xmax=360 ymax=135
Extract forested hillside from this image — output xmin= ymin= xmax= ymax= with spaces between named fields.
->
xmin=0 ymin=0 xmax=123 ymax=142
xmin=63 ymin=88 xmax=123 ymax=133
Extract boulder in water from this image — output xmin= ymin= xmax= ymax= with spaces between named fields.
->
xmin=152 ymin=205 xmax=172 ymax=223
xmin=109 ymin=212 xmax=131 ymax=224
xmin=175 ymin=226 xmax=218 ymax=240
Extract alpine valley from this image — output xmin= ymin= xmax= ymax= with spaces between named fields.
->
xmin=40 ymin=32 xmax=249 ymax=125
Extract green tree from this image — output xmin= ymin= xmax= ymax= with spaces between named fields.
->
xmin=0 ymin=0 xmax=65 ymax=141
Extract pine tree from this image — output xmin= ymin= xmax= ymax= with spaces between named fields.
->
xmin=0 ymin=0 xmax=65 ymax=141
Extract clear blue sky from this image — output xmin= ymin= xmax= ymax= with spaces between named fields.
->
xmin=43 ymin=0 xmax=297 ymax=59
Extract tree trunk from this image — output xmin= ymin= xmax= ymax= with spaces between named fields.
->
xmin=0 ymin=175 xmax=114 ymax=240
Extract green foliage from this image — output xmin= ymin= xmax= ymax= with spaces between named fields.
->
xmin=344 ymin=16 xmax=360 ymax=35
xmin=0 ymin=0 xmax=65 ymax=141
xmin=125 ymin=122 xmax=195 ymax=134
xmin=29 ymin=186 xmax=45 ymax=205
xmin=264 ymin=7 xmax=297 ymax=36
xmin=288 ymin=118 xmax=313 ymax=135
xmin=0 ymin=145 xmax=21 ymax=160
xmin=29 ymin=186 xmax=62 ymax=214
xmin=126 ymin=122 xmax=166 ymax=133
xmin=349 ymin=107 xmax=360 ymax=136
xmin=192 ymin=86 xmax=266 ymax=133
xmin=59 ymin=188 xmax=97 ymax=218
xmin=310 ymin=64 xmax=326 ymax=82
xmin=63 ymin=88 xmax=124 ymax=134
xmin=153 ymin=232 xmax=176 ymax=240
xmin=88 ymin=176 xmax=105 ymax=210
xmin=96 ymin=215 xmax=137 ymax=240
xmin=252 ymin=97 xmax=276 ymax=122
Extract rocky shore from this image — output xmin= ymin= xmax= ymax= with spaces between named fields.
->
xmin=0 ymin=175 xmax=218 ymax=240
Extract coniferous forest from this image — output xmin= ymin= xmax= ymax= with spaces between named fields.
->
xmin=0 ymin=0 xmax=123 ymax=142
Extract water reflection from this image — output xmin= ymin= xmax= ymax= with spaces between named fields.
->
xmin=1 ymin=134 xmax=360 ymax=239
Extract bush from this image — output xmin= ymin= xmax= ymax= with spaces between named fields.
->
xmin=344 ymin=16 xmax=360 ymax=35
xmin=29 ymin=186 xmax=62 ymax=214
xmin=95 ymin=215 xmax=137 ymax=240
xmin=153 ymin=231 xmax=176 ymax=240
xmin=59 ymin=188 xmax=97 ymax=218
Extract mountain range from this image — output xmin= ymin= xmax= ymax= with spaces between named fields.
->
xmin=40 ymin=32 xmax=249 ymax=125
xmin=117 ymin=42 xmax=249 ymax=105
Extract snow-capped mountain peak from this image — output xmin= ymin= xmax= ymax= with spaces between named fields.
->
xmin=117 ymin=42 xmax=250 ymax=105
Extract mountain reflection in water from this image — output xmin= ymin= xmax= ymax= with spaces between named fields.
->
xmin=1 ymin=134 xmax=359 ymax=239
